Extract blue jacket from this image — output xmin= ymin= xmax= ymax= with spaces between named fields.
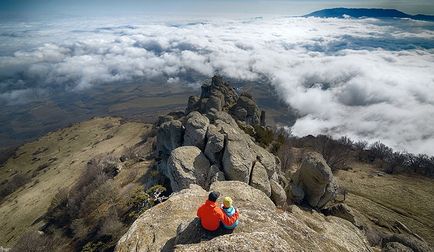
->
xmin=221 ymin=205 xmax=239 ymax=229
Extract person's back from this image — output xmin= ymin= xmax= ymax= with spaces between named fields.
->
xmin=197 ymin=192 xmax=239 ymax=231
xmin=221 ymin=197 xmax=239 ymax=229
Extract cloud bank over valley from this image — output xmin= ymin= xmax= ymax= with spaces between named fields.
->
xmin=1 ymin=16 xmax=434 ymax=154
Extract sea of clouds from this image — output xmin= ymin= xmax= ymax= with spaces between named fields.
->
xmin=1 ymin=16 xmax=434 ymax=154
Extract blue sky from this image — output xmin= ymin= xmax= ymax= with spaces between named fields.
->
xmin=1 ymin=0 xmax=434 ymax=19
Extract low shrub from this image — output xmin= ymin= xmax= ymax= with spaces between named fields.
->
xmin=0 ymin=173 xmax=31 ymax=202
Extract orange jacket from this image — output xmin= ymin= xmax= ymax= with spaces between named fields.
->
xmin=197 ymin=200 xmax=239 ymax=231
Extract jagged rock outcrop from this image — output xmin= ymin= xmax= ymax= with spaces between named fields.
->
xmin=115 ymin=181 xmax=372 ymax=252
xmin=156 ymin=76 xmax=287 ymax=205
xmin=156 ymin=120 xmax=184 ymax=156
xmin=230 ymin=94 xmax=261 ymax=125
xmin=203 ymin=124 xmax=224 ymax=164
xmin=155 ymin=77 xmax=344 ymax=211
xmin=183 ymin=112 xmax=209 ymax=150
xmin=187 ymin=75 xmax=238 ymax=115
xmin=289 ymin=152 xmax=338 ymax=209
xmin=167 ymin=146 xmax=210 ymax=191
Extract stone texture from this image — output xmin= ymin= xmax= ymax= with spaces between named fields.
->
xmin=183 ymin=112 xmax=209 ymax=150
xmin=115 ymin=181 xmax=372 ymax=252
xmin=204 ymin=125 xmax=225 ymax=164
xmin=230 ymin=95 xmax=260 ymax=125
xmin=323 ymin=203 xmax=361 ymax=228
xmin=249 ymin=161 xmax=271 ymax=197
xmin=156 ymin=120 xmax=184 ymax=156
xmin=167 ymin=146 xmax=210 ymax=191
xmin=290 ymin=152 xmax=337 ymax=208
xmin=186 ymin=96 xmax=200 ymax=114
xmin=205 ymin=95 xmax=222 ymax=113
xmin=270 ymin=179 xmax=287 ymax=207
xmin=206 ymin=165 xmax=225 ymax=189
xmin=222 ymin=128 xmax=255 ymax=183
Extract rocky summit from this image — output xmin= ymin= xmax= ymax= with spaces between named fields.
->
xmin=114 ymin=76 xmax=383 ymax=252
xmin=155 ymin=75 xmax=290 ymax=207
xmin=115 ymin=181 xmax=371 ymax=252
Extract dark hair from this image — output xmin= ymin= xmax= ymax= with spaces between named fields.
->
xmin=208 ymin=191 xmax=220 ymax=202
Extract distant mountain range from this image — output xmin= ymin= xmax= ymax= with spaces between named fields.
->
xmin=305 ymin=8 xmax=434 ymax=22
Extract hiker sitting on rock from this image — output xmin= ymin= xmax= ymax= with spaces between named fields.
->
xmin=221 ymin=196 xmax=239 ymax=229
xmin=197 ymin=191 xmax=239 ymax=231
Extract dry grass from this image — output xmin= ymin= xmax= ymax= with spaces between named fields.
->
xmin=0 ymin=117 xmax=151 ymax=247
xmin=335 ymin=163 xmax=434 ymax=246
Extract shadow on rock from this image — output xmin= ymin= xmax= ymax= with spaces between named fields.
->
xmin=162 ymin=218 xmax=234 ymax=251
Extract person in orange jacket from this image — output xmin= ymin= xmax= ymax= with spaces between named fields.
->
xmin=197 ymin=191 xmax=239 ymax=231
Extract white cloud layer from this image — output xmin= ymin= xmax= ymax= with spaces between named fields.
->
xmin=1 ymin=16 xmax=434 ymax=154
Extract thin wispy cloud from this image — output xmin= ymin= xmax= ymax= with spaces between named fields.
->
xmin=1 ymin=16 xmax=434 ymax=154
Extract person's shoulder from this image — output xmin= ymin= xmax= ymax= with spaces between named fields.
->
xmin=213 ymin=205 xmax=224 ymax=213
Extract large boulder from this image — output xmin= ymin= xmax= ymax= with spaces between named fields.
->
xmin=213 ymin=116 xmax=280 ymax=201
xmin=269 ymin=179 xmax=287 ymax=207
xmin=115 ymin=181 xmax=372 ymax=252
xmin=186 ymin=96 xmax=200 ymax=114
xmin=222 ymin=129 xmax=255 ymax=183
xmin=205 ymin=165 xmax=225 ymax=189
xmin=249 ymin=161 xmax=271 ymax=197
xmin=156 ymin=120 xmax=184 ymax=155
xmin=195 ymin=76 xmax=239 ymax=114
xmin=183 ymin=112 xmax=209 ymax=150
xmin=290 ymin=152 xmax=337 ymax=208
xmin=205 ymin=95 xmax=223 ymax=113
xmin=204 ymin=125 xmax=225 ymax=164
xmin=167 ymin=146 xmax=210 ymax=191
xmin=230 ymin=94 xmax=261 ymax=125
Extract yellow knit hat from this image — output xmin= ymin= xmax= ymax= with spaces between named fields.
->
xmin=223 ymin=197 xmax=233 ymax=208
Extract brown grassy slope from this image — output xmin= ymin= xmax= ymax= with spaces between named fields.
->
xmin=0 ymin=117 xmax=150 ymax=247
xmin=335 ymin=163 xmax=434 ymax=247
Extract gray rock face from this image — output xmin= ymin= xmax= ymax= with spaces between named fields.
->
xmin=156 ymin=120 xmax=184 ymax=156
xmin=204 ymin=125 xmax=225 ymax=164
xmin=167 ymin=146 xmax=210 ymax=191
xmin=270 ymin=179 xmax=287 ymax=207
xmin=323 ymin=203 xmax=361 ymax=228
xmin=191 ymin=76 xmax=239 ymax=116
xmin=290 ymin=152 xmax=337 ymax=208
xmin=154 ymin=76 xmax=288 ymax=208
xmin=205 ymin=95 xmax=222 ymax=113
xmin=230 ymin=95 xmax=260 ymax=125
xmin=252 ymin=144 xmax=279 ymax=178
xmin=157 ymin=115 xmax=174 ymax=126
xmin=183 ymin=112 xmax=209 ymax=150
xmin=216 ymin=117 xmax=280 ymax=200
xmin=231 ymin=107 xmax=247 ymax=121
xmin=186 ymin=96 xmax=200 ymax=114
xmin=115 ymin=181 xmax=372 ymax=252
xmin=206 ymin=165 xmax=225 ymax=189
xmin=250 ymin=161 xmax=271 ymax=197
xmin=222 ymin=134 xmax=254 ymax=183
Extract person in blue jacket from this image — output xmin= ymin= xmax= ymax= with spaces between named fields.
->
xmin=221 ymin=196 xmax=239 ymax=229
